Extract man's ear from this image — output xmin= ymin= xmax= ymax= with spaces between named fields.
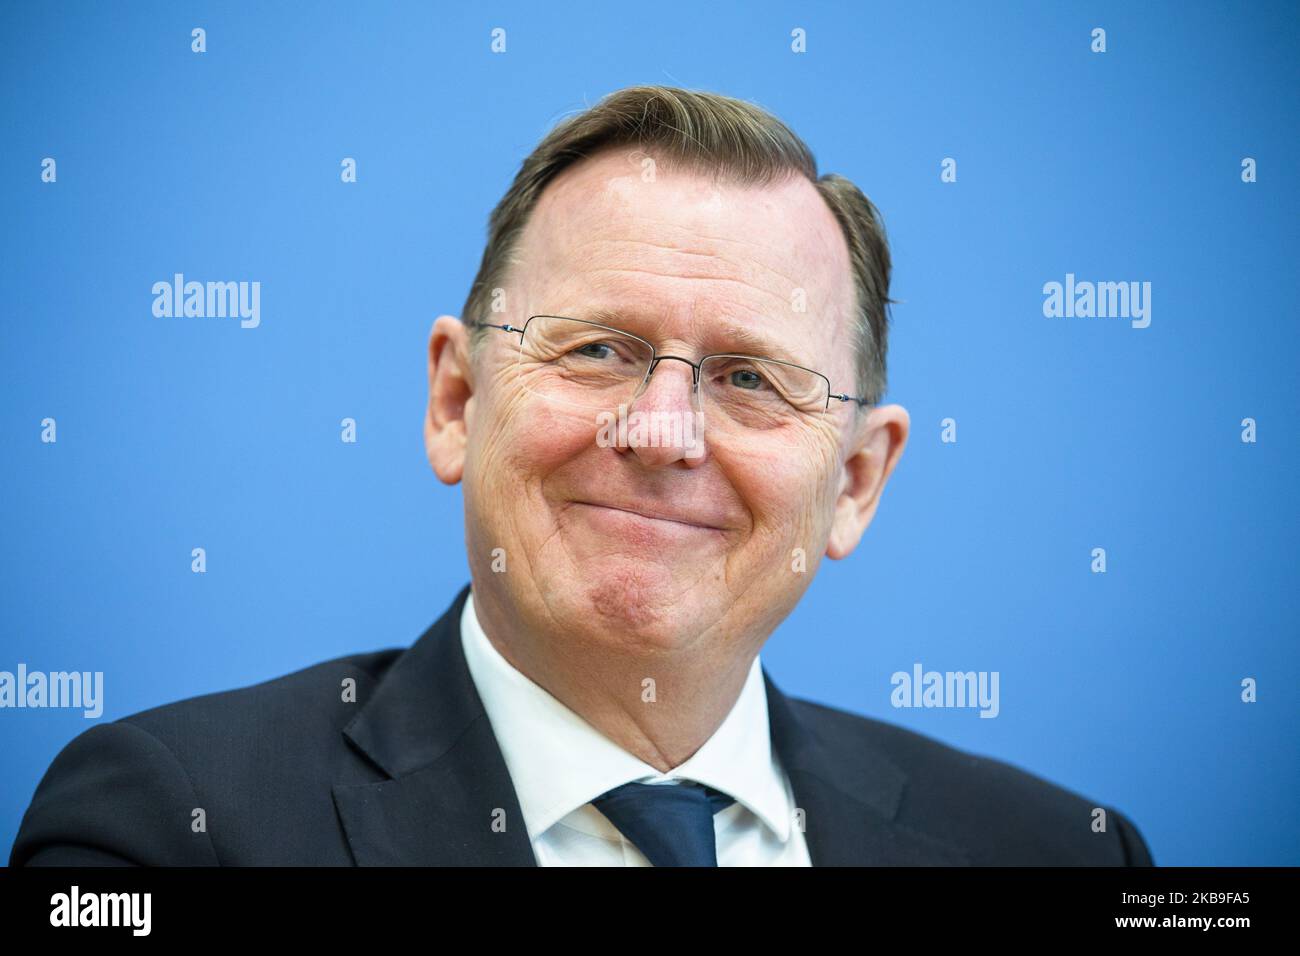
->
xmin=424 ymin=315 xmax=473 ymax=485
xmin=826 ymin=404 xmax=909 ymax=560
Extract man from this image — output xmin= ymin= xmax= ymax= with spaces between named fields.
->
xmin=10 ymin=86 xmax=1153 ymax=866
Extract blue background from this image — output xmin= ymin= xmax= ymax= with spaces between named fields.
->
xmin=2 ymin=0 xmax=1296 ymax=866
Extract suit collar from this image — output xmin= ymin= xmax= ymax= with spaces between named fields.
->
xmin=338 ymin=582 xmax=478 ymax=778
xmin=333 ymin=582 xmax=538 ymax=865
xmin=334 ymin=583 xmax=968 ymax=866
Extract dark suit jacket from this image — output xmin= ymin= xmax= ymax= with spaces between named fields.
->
xmin=10 ymin=583 xmax=1154 ymax=866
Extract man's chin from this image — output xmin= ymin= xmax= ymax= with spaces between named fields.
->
xmin=559 ymin=562 xmax=714 ymax=648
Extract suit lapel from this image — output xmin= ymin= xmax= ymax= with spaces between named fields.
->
xmin=332 ymin=583 xmax=538 ymax=866
xmin=762 ymin=668 xmax=971 ymax=865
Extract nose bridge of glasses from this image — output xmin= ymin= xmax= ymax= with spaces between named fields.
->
xmin=634 ymin=353 xmax=700 ymax=406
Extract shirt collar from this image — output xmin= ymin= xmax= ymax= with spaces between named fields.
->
xmin=460 ymin=589 xmax=793 ymax=844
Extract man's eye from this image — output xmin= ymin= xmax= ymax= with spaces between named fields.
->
xmin=572 ymin=342 xmax=616 ymax=360
xmin=729 ymin=368 xmax=768 ymax=390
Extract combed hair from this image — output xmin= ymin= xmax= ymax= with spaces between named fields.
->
xmin=461 ymin=85 xmax=895 ymax=404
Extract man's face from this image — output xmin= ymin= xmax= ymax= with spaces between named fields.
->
xmin=430 ymin=147 xmax=906 ymax=658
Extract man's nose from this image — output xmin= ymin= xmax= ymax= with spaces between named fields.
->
xmin=616 ymin=358 xmax=708 ymax=467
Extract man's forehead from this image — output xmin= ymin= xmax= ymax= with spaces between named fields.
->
xmin=515 ymin=150 xmax=856 ymax=350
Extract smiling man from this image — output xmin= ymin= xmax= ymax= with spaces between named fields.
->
xmin=11 ymin=86 xmax=1154 ymax=867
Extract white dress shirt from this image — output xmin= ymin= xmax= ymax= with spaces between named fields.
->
xmin=459 ymin=590 xmax=812 ymax=866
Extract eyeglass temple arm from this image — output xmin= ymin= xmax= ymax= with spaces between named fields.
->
xmin=465 ymin=320 xmax=523 ymax=334
xmin=831 ymin=393 xmax=873 ymax=408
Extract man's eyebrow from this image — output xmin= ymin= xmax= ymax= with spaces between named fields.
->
xmin=578 ymin=307 xmax=637 ymax=329
xmin=570 ymin=308 xmax=810 ymax=367
xmin=705 ymin=324 xmax=806 ymax=366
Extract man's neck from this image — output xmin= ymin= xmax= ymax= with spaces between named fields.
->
xmin=470 ymin=588 xmax=756 ymax=773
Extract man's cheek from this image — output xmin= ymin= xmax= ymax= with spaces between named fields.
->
xmin=480 ymin=405 xmax=598 ymax=514
xmin=738 ymin=477 xmax=820 ymax=569
xmin=508 ymin=401 xmax=599 ymax=465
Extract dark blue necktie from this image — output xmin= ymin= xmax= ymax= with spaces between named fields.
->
xmin=590 ymin=780 xmax=736 ymax=866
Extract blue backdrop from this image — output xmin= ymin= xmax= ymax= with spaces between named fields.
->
xmin=2 ymin=0 xmax=1296 ymax=866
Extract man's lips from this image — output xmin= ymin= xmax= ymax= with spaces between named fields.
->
xmin=569 ymin=500 xmax=729 ymax=532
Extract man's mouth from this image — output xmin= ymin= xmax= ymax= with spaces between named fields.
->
xmin=569 ymin=500 xmax=728 ymax=533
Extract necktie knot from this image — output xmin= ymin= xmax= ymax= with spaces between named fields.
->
xmin=590 ymin=780 xmax=735 ymax=866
